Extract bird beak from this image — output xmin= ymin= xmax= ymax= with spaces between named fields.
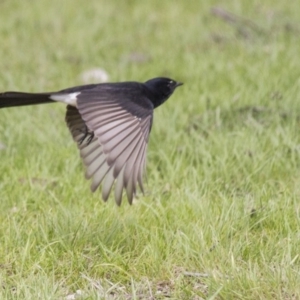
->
xmin=175 ymin=82 xmax=183 ymax=88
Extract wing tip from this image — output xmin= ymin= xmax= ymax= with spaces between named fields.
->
xmin=90 ymin=183 xmax=97 ymax=193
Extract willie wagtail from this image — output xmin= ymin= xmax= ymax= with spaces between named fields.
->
xmin=0 ymin=77 xmax=183 ymax=205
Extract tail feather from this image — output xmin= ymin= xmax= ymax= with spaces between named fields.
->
xmin=0 ymin=92 xmax=54 ymax=108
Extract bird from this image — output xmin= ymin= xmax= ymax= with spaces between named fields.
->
xmin=0 ymin=77 xmax=183 ymax=205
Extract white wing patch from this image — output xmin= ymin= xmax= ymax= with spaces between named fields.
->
xmin=50 ymin=92 xmax=80 ymax=107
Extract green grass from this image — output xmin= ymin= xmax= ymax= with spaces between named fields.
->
xmin=1 ymin=0 xmax=300 ymax=299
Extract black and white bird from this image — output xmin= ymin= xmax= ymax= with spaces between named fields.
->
xmin=0 ymin=77 xmax=183 ymax=205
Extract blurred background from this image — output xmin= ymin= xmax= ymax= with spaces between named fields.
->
xmin=1 ymin=0 xmax=300 ymax=299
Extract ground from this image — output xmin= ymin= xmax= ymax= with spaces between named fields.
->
xmin=0 ymin=0 xmax=300 ymax=299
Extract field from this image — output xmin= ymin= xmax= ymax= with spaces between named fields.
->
xmin=1 ymin=1 xmax=300 ymax=299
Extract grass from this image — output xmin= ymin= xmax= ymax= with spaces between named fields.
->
xmin=1 ymin=0 xmax=300 ymax=299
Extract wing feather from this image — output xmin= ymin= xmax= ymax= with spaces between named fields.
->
xmin=65 ymin=88 xmax=153 ymax=205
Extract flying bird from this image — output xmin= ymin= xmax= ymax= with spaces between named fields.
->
xmin=0 ymin=77 xmax=183 ymax=205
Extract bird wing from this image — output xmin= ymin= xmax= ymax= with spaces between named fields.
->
xmin=65 ymin=89 xmax=153 ymax=205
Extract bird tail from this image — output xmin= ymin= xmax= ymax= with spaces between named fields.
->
xmin=0 ymin=91 xmax=54 ymax=108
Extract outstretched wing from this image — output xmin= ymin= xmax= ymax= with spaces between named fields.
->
xmin=65 ymin=88 xmax=153 ymax=205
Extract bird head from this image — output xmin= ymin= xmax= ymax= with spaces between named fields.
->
xmin=145 ymin=77 xmax=183 ymax=108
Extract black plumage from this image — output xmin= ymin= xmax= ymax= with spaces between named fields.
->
xmin=0 ymin=77 xmax=183 ymax=205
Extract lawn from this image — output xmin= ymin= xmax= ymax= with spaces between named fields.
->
xmin=1 ymin=0 xmax=300 ymax=299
